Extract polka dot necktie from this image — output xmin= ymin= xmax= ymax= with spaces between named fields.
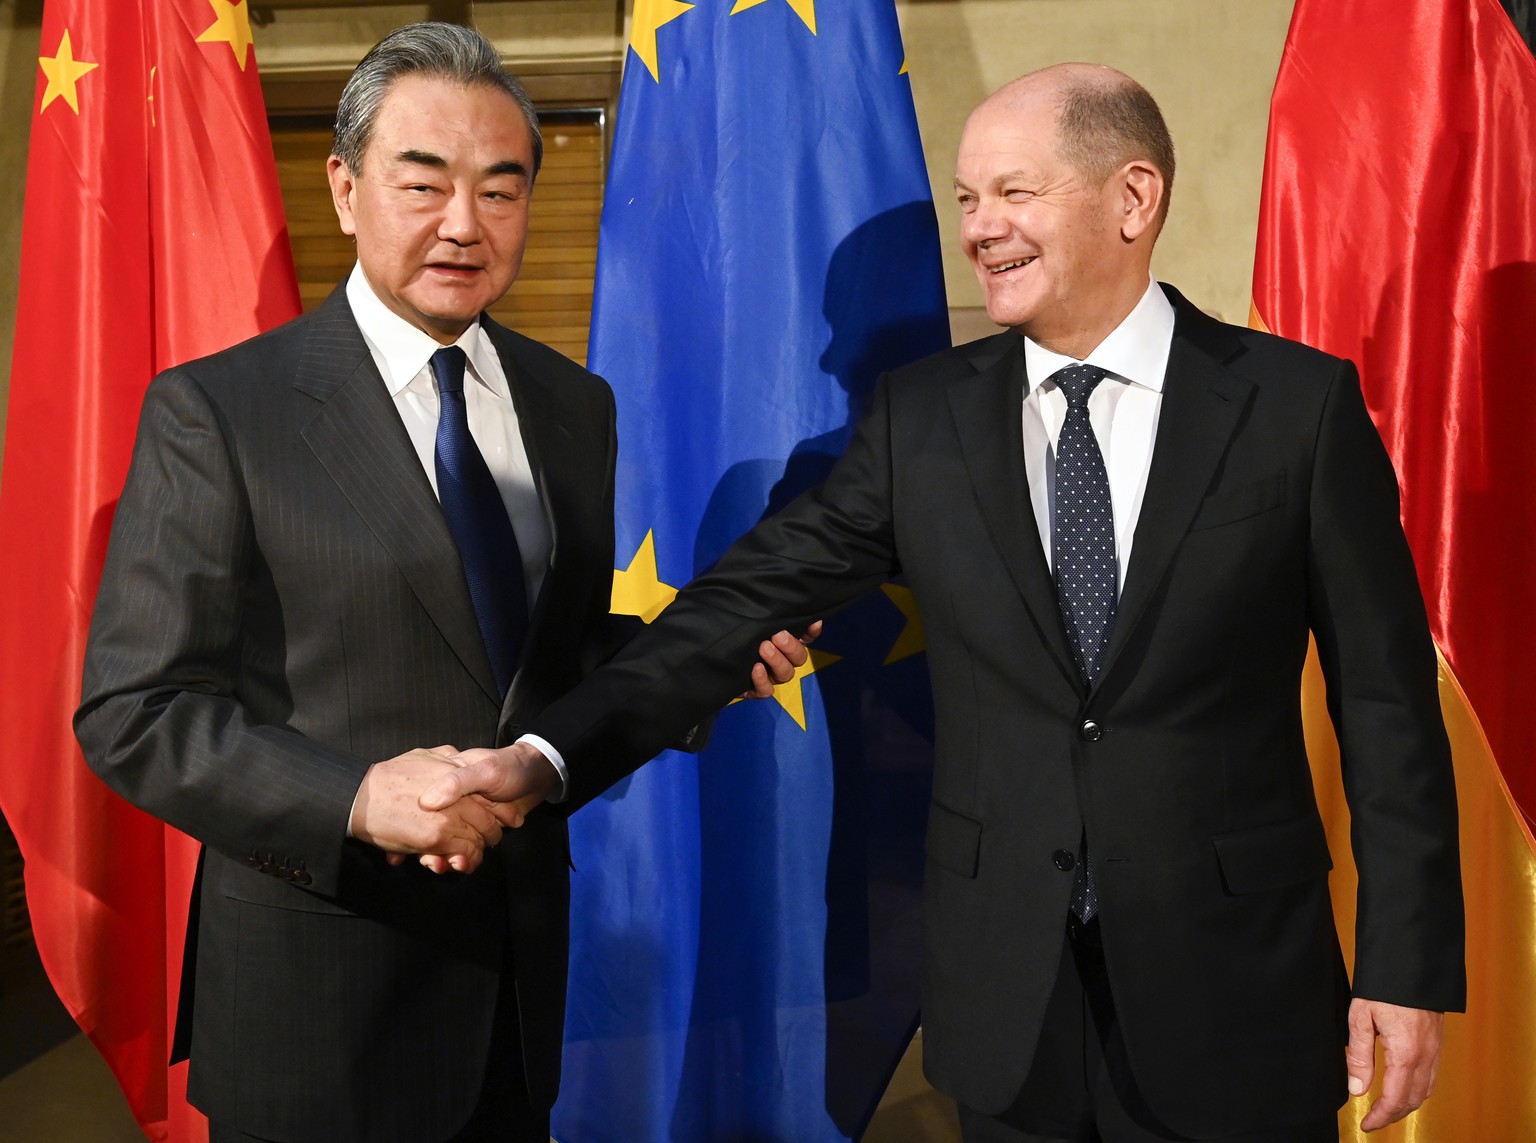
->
xmin=1051 ymin=363 xmax=1115 ymax=922
xmin=431 ymin=346 xmax=529 ymax=698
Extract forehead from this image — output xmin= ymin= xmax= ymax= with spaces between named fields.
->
xmin=367 ymin=73 xmax=532 ymax=160
xmin=955 ymin=96 xmax=1063 ymax=180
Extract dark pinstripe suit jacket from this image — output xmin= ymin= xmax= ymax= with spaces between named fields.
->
xmin=76 ymin=287 xmax=626 ymax=1142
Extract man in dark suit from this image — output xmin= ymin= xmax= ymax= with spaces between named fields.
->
xmin=75 ymin=22 xmax=805 ymax=1143
xmin=426 ymin=65 xmax=1465 ymax=1141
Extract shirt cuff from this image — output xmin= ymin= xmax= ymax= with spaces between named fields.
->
xmin=515 ymin=733 xmax=570 ymax=804
xmin=345 ymin=767 xmax=368 ymax=839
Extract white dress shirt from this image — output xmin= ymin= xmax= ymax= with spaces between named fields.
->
xmin=1020 ymin=276 xmax=1175 ymax=593
xmin=346 ymin=265 xmax=552 ymax=605
xmin=345 ymin=264 xmax=569 ymax=803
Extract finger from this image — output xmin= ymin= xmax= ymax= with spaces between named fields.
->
xmin=1362 ymin=1029 xmax=1439 ymax=1131
xmin=774 ymin=623 xmax=811 ymax=669
xmin=743 ymin=662 xmax=774 ymax=700
xmin=460 ymin=800 xmax=504 ymax=848
xmin=386 ymin=853 xmax=407 ymax=867
xmin=510 ymin=793 xmax=544 ymax=823
xmin=427 ymin=744 xmax=460 ymax=758
xmin=758 ymin=637 xmax=794 ymax=681
xmin=485 ymin=799 xmax=527 ymax=830
xmin=800 ymin=619 xmax=823 ymax=645
xmin=1362 ymin=1064 xmax=1421 ymax=1131
xmin=418 ymin=853 xmax=452 ymax=874
xmin=1345 ymin=999 xmax=1377 ymax=1100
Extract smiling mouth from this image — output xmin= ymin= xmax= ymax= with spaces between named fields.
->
xmin=988 ymin=257 xmax=1036 ymax=274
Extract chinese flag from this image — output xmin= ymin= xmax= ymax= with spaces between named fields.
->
xmin=0 ymin=0 xmax=298 ymax=1138
xmin=1253 ymin=0 xmax=1536 ymax=1137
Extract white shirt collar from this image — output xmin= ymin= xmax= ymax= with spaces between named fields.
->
xmin=345 ymin=263 xmax=508 ymax=401
xmin=1021 ymin=275 xmax=1175 ymax=395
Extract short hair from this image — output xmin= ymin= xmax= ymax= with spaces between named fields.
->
xmin=1055 ymin=75 xmax=1175 ymax=224
xmin=332 ymin=22 xmax=542 ymax=179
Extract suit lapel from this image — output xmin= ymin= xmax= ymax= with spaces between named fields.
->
xmin=295 ymin=289 xmax=500 ymax=703
xmin=1098 ymin=293 xmax=1253 ymax=686
xmin=948 ymin=333 xmax=1081 ymax=688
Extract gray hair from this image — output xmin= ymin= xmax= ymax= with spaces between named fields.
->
xmin=1056 ymin=75 xmax=1175 ymax=225
xmin=332 ymin=22 xmax=543 ymax=179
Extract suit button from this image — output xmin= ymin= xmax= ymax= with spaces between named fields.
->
xmin=1052 ymin=849 xmax=1076 ymax=871
xmin=1079 ymin=719 xmax=1103 ymax=742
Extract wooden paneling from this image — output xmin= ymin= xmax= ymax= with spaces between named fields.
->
xmin=269 ymin=110 xmax=604 ymax=364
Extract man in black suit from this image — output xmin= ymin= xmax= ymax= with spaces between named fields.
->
xmin=75 ymin=22 xmax=805 ymax=1143
xmin=427 ymin=64 xmax=1465 ymax=1141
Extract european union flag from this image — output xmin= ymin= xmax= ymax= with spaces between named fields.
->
xmin=556 ymin=3 xmax=950 ymax=1140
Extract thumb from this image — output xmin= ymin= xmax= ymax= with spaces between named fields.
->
xmin=1345 ymin=999 xmax=1376 ymax=1097
xmin=419 ymin=769 xmax=471 ymax=811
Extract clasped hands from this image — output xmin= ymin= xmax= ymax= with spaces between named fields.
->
xmin=349 ymin=625 xmax=820 ymax=874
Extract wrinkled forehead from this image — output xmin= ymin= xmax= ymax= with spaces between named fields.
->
xmin=956 ymin=96 xmax=1062 ymax=173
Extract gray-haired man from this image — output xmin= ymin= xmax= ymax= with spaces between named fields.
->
xmin=76 ymin=23 xmax=803 ymax=1142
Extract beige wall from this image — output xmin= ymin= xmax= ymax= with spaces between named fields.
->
xmin=0 ymin=0 xmax=1296 ymax=483
xmin=898 ymin=0 xmax=1296 ymax=329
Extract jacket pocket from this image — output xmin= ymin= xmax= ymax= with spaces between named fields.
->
xmin=1189 ymin=472 xmax=1286 ymax=532
xmin=926 ymin=800 xmax=983 ymax=879
xmin=1212 ymin=812 xmax=1332 ymax=895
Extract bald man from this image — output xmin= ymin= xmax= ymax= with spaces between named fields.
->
xmin=427 ymin=66 xmax=1464 ymax=1143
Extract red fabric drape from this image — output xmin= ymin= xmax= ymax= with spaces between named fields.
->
xmin=1252 ymin=0 xmax=1536 ymax=825
xmin=0 ymin=2 xmax=298 ymax=1137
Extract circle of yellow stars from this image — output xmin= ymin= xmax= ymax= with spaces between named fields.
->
xmin=611 ymin=531 xmax=923 ymax=731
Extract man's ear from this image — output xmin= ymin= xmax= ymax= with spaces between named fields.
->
xmin=327 ymin=155 xmax=359 ymax=237
xmin=1116 ymin=160 xmax=1164 ymax=242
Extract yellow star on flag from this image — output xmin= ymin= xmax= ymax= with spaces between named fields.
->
xmin=899 ymin=58 xmax=910 ymax=76
xmin=38 ymin=29 xmax=98 ymax=116
xmin=763 ymin=647 xmax=841 ymax=730
xmin=196 ymin=0 xmax=255 ymax=71
xmin=611 ymin=531 xmax=678 ymax=623
xmin=880 ymin=583 xmax=926 ymax=664
xmin=731 ymin=0 xmax=817 ymax=35
xmin=631 ymin=0 xmax=695 ymax=83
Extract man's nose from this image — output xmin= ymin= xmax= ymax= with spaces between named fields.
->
xmin=961 ymin=200 xmax=1007 ymax=245
xmin=438 ymin=189 xmax=481 ymax=244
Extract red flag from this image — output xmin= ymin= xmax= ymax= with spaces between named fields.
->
xmin=0 ymin=0 xmax=298 ymax=1137
xmin=1253 ymin=0 xmax=1536 ymax=824
xmin=1253 ymin=0 xmax=1536 ymax=1135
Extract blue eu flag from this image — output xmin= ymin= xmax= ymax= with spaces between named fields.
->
xmin=556 ymin=3 xmax=950 ymax=1140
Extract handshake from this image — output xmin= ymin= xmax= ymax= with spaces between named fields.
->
xmin=347 ymin=625 xmax=818 ymax=873
xmin=348 ymin=740 xmax=562 ymax=873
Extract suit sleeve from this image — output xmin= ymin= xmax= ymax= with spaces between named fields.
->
xmin=75 ymin=370 xmax=369 ymax=897
xmin=529 ymin=375 xmax=907 ymax=810
xmin=1306 ymin=360 xmax=1466 ymax=1011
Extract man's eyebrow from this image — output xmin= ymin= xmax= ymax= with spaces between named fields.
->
xmin=395 ymin=149 xmax=446 ymax=168
xmin=954 ymin=169 xmax=1038 ymax=193
xmin=486 ymin=160 xmax=529 ymax=179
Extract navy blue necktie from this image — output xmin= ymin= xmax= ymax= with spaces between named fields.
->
xmin=431 ymin=346 xmax=529 ymax=697
xmin=1051 ymin=363 xmax=1116 ymax=922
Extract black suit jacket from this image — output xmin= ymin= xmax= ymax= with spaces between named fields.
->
xmin=525 ymin=286 xmax=1465 ymax=1138
xmin=76 ymin=287 xmax=630 ymax=1142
